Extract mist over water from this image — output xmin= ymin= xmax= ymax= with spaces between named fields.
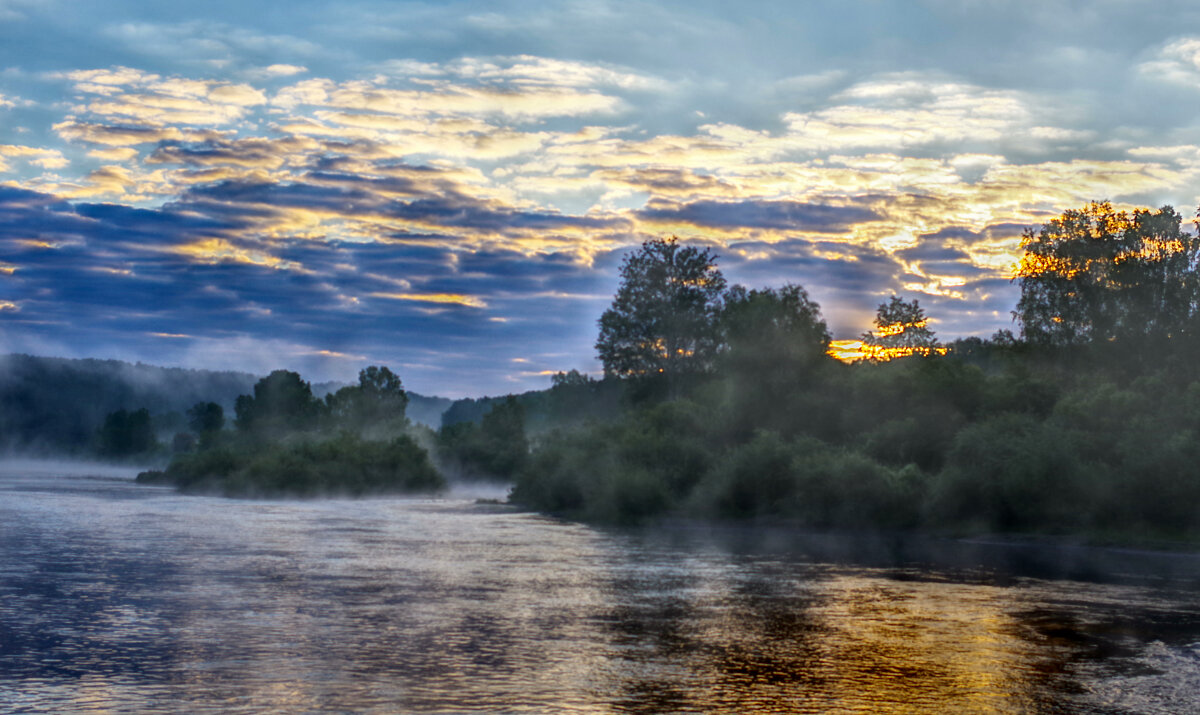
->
xmin=2 ymin=460 xmax=1199 ymax=714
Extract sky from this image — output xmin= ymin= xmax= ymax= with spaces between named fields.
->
xmin=2 ymin=0 xmax=1200 ymax=397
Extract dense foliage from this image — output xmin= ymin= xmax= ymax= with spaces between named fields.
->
xmin=138 ymin=366 xmax=445 ymax=498
xmin=19 ymin=198 xmax=1200 ymax=542
xmin=139 ymin=432 xmax=441 ymax=497
xmin=0 ymin=355 xmax=256 ymax=453
xmin=861 ymin=295 xmax=941 ymax=359
xmin=596 ymin=236 xmax=727 ymax=394
xmin=508 ymin=201 xmax=1200 ymax=543
xmin=1015 ymin=201 xmax=1200 ymax=346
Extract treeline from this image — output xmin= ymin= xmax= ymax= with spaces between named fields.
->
xmin=0 ymin=353 xmax=454 ymax=457
xmin=0 ymin=355 xmax=258 ymax=453
xmin=505 ymin=201 xmax=1200 ymax=542
xmin=137 ymin=366 xmax=443 ymax=497
xmin=49 ymin=198 xmax=1200 ymax=542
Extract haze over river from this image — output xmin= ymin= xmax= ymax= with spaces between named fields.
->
xmin=2 ymin=461 xmax=1199 ymax=714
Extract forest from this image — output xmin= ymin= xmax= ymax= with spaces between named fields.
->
xmin=506 ymin=199 xmax=1200 ymax=542
xmin=25 ymin=199 xmax=1200 ymax=541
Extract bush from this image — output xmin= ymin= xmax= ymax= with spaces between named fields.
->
xmin=139 ymin=433 xmax=443 ymax=497
xmin=930 ymin=414 xmax=1085 ymax=531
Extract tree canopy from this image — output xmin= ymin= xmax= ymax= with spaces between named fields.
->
xmin=596 ymin=236 xmax=727 ymax=388
xmin=234 ymin=369 xmax=322 ymax=434
xmin=721 ymin=283 xmax=831 ymax=372
xmin=187 ymin=401 xmax=224 ymax=435
xmin=326 ymin=365 xmax=409 ymax=433
xmin=97 ymin=407 xmax=157 ymax=457
xmin=861 ymin=295 xmax=941 ymax=359
xmin=1015 ymin=201 xmax=1200 ymax=346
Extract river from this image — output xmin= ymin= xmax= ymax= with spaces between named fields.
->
xmin=2 ymin=460 xmax=1199 ymax=713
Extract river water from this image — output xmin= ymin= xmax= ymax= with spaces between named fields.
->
xmin=2 ymin=461 xmax=1200 ymax=714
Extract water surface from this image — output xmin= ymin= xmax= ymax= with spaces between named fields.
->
xmin=2 ymin=460 xmax=1199 ymax=713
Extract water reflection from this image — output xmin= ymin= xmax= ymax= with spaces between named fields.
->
xmin=1 ymin=463 xmax=1199 ymax=713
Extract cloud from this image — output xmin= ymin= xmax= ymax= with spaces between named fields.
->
xmin=244 ymin=64 xmax=308 ymax=80
xmin=100 ymin=21 xmax=321 ymax=63
xmin=369 ymin=292 xmax=487 ymax=308
xmin=146 ymin=136 xmax=316 ymax=168
xmin=0 ymin=144 xmax=67 ymax=171
xmin=1140 ymin=37 xmax=1200 ymax=89
xmin=274 ymin=77 xmax=623 ymax=120
xmin=636 ymin=198 xmax=880 ymax=233
xmin=419 ymin=55 xmax=663 ymax=90
xmin=63 ymin=67 xmax=266 ymax=126
xmin=8 ymin=25 xmax=1200 ymax=395
xmin=53 ymin=120 xmax=226 ymax=146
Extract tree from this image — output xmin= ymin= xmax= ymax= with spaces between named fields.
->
xmin=187 ymin=401 xmax=224 ymax=448
xmin=234 ymin=370 xmax=322 ymax=434
xmin=326 ymin=365 xmax=408 ymax=433
xmin=551 ymin=369 xmax=595 ymax=389
xmin=721 ymin=283 xmax=832 ymax=373
xmin=187 ymin=401 xmax=224 ymax=434
xmin=861 ymin=295 xmax=941 ymax=360
xmin=596 ymin=237 xmax=727 ymax=392
xmin=1014 ymin=201 xmax=1200 ymax=346
xmin=97 ymin=407 xmax=157 ymax=457
xmin=437 ymin=395 xmax=528 ymax=480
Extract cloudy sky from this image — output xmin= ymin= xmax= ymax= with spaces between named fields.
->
xmin=2 ymin=0 xmax=1200 ymax=396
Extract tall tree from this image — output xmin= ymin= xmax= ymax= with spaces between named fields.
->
xmin=235 ymin=370 xmax=322 ymax=434
xmin=596 ymin=237 xmax=726 ymax=392
xmin=97 ymin=407 xmax=157 ymax=457
xmin=861 ymin=295 xmax=940 ymax=359
xmin=326 ymin=365 xmax=409 ymax=433
xmin=721 ymin=283 xmax=832 ymax=373
xmin=1015 ymin=201 xmax=1200 ymax=346
xmin=187 ymin=401 xmax=224 ymax=448
xmin=187 ymin=401 xmax=224 ymax=435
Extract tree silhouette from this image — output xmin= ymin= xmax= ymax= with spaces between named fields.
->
xmin=861 ymin=295 xmax=940 ymax=359
xmin=1015 ymin=201 xmax=1200 ymax=346
xmin=327 ymin=365 xmax=409 ymax=432
xmin=721 ymin=283 xmax=831 ymax=373
xmin=98 ymin=407 xmax=157 ymax=456
xmin=596 ymin=236 xmax=726 ymax=393
xmin=234 ymin=370 xmax=322 ymax=434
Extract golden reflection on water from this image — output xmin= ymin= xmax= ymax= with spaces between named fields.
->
xmin=590 ymin=565 xmax=1051 ymax=714
xmin=3 ymin=469 xmax=1198 ymax=714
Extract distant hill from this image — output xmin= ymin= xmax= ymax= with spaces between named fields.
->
xmin=0 ymin=354 xmax=455 ymax=453
xmin=406 ymin=393 xmax=456 ymax=429
xmin=0 ymin=354 xmax=259 ymax=453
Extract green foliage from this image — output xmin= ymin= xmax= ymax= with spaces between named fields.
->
xmin=139 ymin=433 xmax=443 ymax=497
xmin=720 ymin=283 xmax=831 ymax=374
xmin=97 ymin=407 xmax=158 ymax=457
xmin=234 ymin=369 xmax=323 ymax=435
xmin=506 ymin=222 xmax=1200 ymax=539
xmin=187 ymin=401 xmax=224 ymax=434
xmin=0 ymin=354 xmax=255 ymax=453
xmin=596 ymin=236 xmax=727 ymax=388
xmin=930 ymin=415 xmax=1086 ymax=531
xmin=1015 ymin=201 xmax=1200 ymax=346
xmin=437 ymin=396 xmax=529 ymax=479
xmin=510 ymin=403 xmax=707 ymax=523
xmin=694 ymin=430 xmax=800 ymax=519
xmin=187 ymin=401 xmax=224 ymax=448
xmin=326 ymin=365 xmax=409 ymax=437
xmin=861 ymin=295 xmax=940 ymax=358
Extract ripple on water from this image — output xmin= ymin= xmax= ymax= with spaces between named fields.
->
xmin=2 ymin=464 xmax=1200 ymax=713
